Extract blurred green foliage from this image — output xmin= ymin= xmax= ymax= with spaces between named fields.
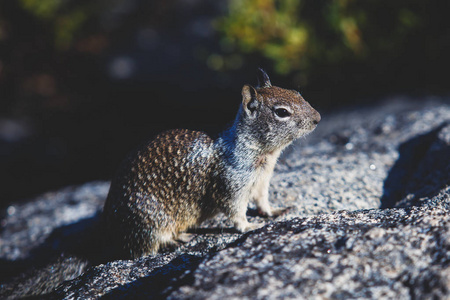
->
xmin=19 ymin=0 xmax=63 ymax=19
xmin=18 ymin=0 xmax=93 ymax=49
xmin=216 ymin=0 xmax=431 ymax=77
xmin=217 ymin=0 xmax=312 ymax=74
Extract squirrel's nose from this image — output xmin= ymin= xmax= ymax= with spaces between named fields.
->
xmin=312 ymin=110 xmax=321 ymax=125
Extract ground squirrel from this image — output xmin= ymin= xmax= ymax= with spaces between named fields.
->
xmin=103 ymin=69 xmax=321 ymax=259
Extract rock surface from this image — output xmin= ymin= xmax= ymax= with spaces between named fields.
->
xmin=0 ymin=97 xmax=449 ymax=299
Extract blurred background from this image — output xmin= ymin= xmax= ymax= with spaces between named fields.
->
xmin=0 ymin=0 xmax=449 ymax=207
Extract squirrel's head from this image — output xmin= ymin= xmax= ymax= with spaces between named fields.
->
xmin=239 ymin=69 xmax=321 ymax=152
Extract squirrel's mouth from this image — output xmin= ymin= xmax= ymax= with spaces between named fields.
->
xmin=295 ymin=121 xmax=319 ymax=139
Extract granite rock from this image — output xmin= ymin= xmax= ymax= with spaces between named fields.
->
xmin=0 ymin=97 xmax=449 ymax=299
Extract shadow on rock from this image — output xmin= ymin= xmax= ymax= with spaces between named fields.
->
xmin=0 ymin=212 xmax=106 ymax=298
xmin=381 ymin=122 xmax=449 ymax=208
xmin=101 ymin=254 xmax=203 ymax=300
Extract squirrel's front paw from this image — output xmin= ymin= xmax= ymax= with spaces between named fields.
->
xmin=244 ymin=222 xmax=264 ymax=232
xmin=258 ymin=206 xmax=293 ymax=218
xmin=235 ymin=220 xmax=264 ymax=233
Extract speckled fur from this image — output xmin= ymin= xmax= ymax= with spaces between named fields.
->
xmin=103 ymin=70 xmax=321 ymax=259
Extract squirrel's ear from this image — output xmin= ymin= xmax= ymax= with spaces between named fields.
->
xmin=257 ymin=68 xmax=272 ymax=88
xmin=242 ymin=85 xmax=259 ymax=118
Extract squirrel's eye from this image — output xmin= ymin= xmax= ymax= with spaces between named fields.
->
xmin=274 ymin=108 xmax=291 ymax=118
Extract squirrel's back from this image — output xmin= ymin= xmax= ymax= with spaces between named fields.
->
xmin=104 ymin=129 xmax=216 ymax=258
